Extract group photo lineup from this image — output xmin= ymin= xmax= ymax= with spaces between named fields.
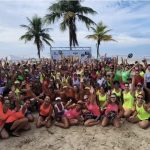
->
xmin=0 ymin=0 xmax=150 ymax=150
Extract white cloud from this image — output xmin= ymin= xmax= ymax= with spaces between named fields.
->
xmin=114 ymin=34 xmax=150 ymax=45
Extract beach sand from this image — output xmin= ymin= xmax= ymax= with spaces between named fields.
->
xmin=0 ymin=119 xmax=150 ymax=150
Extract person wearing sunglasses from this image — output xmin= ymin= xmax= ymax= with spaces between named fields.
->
xmin=128 ymin=94 xmax=150 ymax=129
xmin=101 ymin=93 xmax=124 ymax=128
xmin=112 ymin=81 xmax=122 ymax=103
xmin=135 ymin=82 xmax=145 ymax=100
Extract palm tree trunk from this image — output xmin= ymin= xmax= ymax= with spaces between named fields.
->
xmin=69 ymin=21 xmax=72 ymax=50
xmin=37 ymin=44 xmax=41 ymax=59
xmin=97 ymin=40 xmax=100 ymax=59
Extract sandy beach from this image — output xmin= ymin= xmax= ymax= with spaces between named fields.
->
xmin=0 ymin=119 xmax=150 ymax=150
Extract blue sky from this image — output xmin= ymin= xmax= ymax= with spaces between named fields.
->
xmin=0 ymin=0 xmax=150 ymax=59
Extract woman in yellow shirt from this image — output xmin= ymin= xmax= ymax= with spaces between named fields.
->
xmin=128 ymin=94 xmax=150 ymax=129
xmin=96 ymin=86 xmax=107 ymax=107
xmin=123 ymin=82 xmax=135 ymax=118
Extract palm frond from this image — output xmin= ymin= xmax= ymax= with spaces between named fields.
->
xmin=60 ymin=21 xmax=67 ymax=31
xmin=45 ymin=12 xmax=62 ymax=24
xmin=86 ymin=34 xmax=98 ymax=40
xmin=77 ymin=14 xmax=96 ymax=28
xmin=78 ymin=6 xmax=97 ymax=15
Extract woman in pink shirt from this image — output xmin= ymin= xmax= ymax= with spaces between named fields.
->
xmin=101 ymin=93 xmax=124 ymax=128
xmin=64 ymin=101 xmax=83 ymax=126
xmin=83 ymin=94 xmax=101 ymax=126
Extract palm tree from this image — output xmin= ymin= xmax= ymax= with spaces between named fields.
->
xmin=20 ymin=15 xmax=53 ymax=59
xmin=45 ymin=0 xmax=96 ymax=49
xmin=86 ymin=22 xmax=116 ymax=59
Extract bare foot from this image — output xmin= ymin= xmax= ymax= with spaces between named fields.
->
xmin=12 ymin=131 xmax=20 ymax=137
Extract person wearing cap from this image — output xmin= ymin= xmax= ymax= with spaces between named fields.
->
xmin=54 ymin=97 xmax=69 ymax=129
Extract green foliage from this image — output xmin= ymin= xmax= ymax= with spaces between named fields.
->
xmin=20 ymin=15 xmax=53 ymax=58
xmin=45 ymin=0 xmax=96 ymax=48
xmin=86 ymin=21 xmax=116 ymax=59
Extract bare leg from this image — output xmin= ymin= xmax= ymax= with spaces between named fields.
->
xmin=138 ymin=120 xmax=150 ymax=129
xmin=55 ymin=117 xmax=69 ymax=129
xmin=84 ymin=119 xmax=100 ymax=127
xmin=0 ymin=128 xmax=9 ymax=139
xmin=26 ymin=114 xmax=34 ymax=122
xmin=128 ymin=116 xmax=140 ymax=123
xmin=113 ymin=118 xmax=121 ymax=128
xmin=124 ymin=109 xmax=133 ymax=118
xmin=23 ymin=122 xmax=31 ymax=131
xmin=36 ymin=116 xmax=45 ymax=128
xmin=45 ymin=119 xmax=52 ymax=128
xmin=69 ymin=119 xmax=79 ymax=126
xmin=11 ymin=118 xmax=29 ymax=137
xmin=101 ymin=117 xmax=109 ymax=127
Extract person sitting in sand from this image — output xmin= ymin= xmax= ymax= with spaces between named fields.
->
xmin=128 ymin=94 xmax=150 ymax=129
xmin=101 ymin=93 xmax=124 ymax=128
xmin=82 ymin=93 xmax=101 ymax=127
xmin=36 ymin=96 xmax=53 ymax=128
xmin=0 ymin=98 xmax=30 ymax=138
xmin=54 ymin=97 xmax=69 ymax=129
xmin=64 ymin=101 xmax=83 ymax=127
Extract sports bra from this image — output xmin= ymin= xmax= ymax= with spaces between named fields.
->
xmin=40 ymin=103 xmax=52 ymax=117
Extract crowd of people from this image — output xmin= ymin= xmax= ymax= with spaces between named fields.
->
xmin=0 ymin=56 xmax=150 ymax=139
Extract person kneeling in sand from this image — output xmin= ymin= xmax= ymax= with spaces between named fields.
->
xmin=101 ymin=93 xmax=124 ymax=128
xmin=128 ymin=94 xmax=150 ymax=129
xmin=36 ymin=96 xmax=53 ymax=128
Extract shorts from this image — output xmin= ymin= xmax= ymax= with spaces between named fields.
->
xmin=4 ymin=122 xmax=14 ymax=133
xmin=25 ymin=110 xmax=32 ymax=117
xmin=55 ymin=111 xmax=65 ymax=121
xmin=39 ymin=114 xmax=47 ymax=120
